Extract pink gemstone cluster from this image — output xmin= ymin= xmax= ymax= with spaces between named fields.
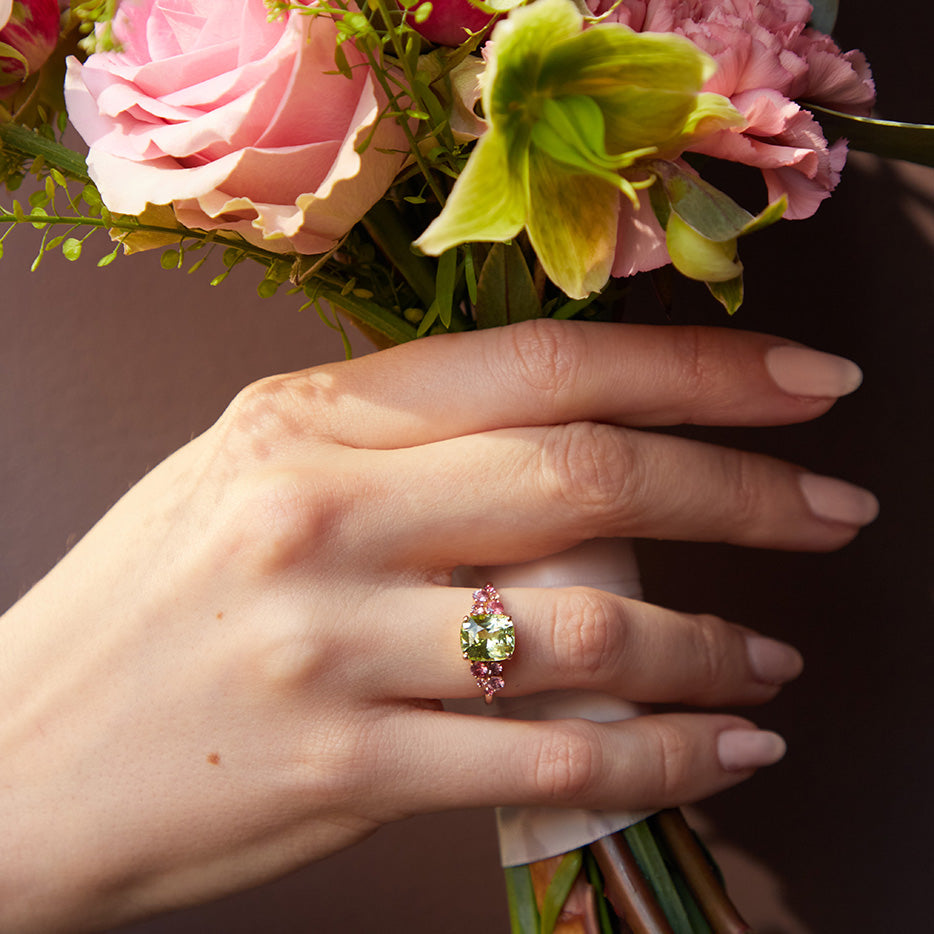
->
xmin=470 ymin=660 xmax=505 ymax=703
xmin=466 ymin=583 xmax=510 ymax=703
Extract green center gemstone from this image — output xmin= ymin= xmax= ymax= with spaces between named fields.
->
xmin=460 ymin=613 xmax=515 ymax=661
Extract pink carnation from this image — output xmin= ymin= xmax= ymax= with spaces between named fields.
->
xmin=596 ymin=0 xmax=875 ymax=275
xmin=65 ymin=0 xmax=408 ymax=255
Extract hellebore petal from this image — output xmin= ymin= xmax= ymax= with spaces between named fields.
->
xmin=415 ymin=128 xmax=528 ymax=255
xmin=417 ymin=0 xmax=743 ymax=299
xmin=666 ymin=212 xmax=742 ymax=282
xmin=526 ymin=149 xmax=620 ymax=298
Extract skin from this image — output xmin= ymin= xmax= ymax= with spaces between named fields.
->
xmin=0 ymin=321 xmax=876 ymax=933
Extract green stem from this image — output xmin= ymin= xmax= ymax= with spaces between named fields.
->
xmin=0 ymin=124 xmax=89 ymax=179
xmin=654 ymin=811 xmax=751 ymax=934
xmin=505 ymin=864 xmax=541 ymax=934
xmin=366 ymin=0 xmax=449 ymax=205
xmin=0 ymin=210 xmax=286 ymax=266
xmin=589 ymin=833 xmax=675 ymax=934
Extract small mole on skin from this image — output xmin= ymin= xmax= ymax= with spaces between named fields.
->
xmin=216 ymin=611 xmax=224 ymax=619
xmin=207 ymin=753 xmax=221 ymax=765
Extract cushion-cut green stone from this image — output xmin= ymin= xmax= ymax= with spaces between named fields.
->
xmin=461 ymin=612 xmax=515 ymax=661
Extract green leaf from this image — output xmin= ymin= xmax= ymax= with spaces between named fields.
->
xmin=624 ymin=822 xmax=695 ymax=934
xmin=434 ymin=247 xmax=458 ymax=328
xmin=475 ymin=241 xmax=541 ymax=328
xmin=707 ymin=274 xmax=744 ymax=315
xmin=321 ymin=289 xmax=419 ymax=345
xmin=62 ymin=238 xmax=83 ymax=262
xmin=582 ymin=851 xmax=615 ymax=934
xmin=416 ymin=299 xmax=440 ymax=337
xmin=257 ymin=278 xmax=280 ymax=298
xmin=551 ymin=294 xmax=597 ymax=320
xmin=504 ymin=864 xmax=540 ymax=934
xmin=652 ymin=160 xmax=752 ymax=242
xmin=463 ymin=244 xmax=478 ymax=305
xmin=539 ymin=849 xmax=583 ymax=934
xmin=807 ymin=104 xmax=934 ymax=168
xmin=98 ymin=246 xmax=120 ymax=267
xmin=332 ymin=42 xmax=353 ymax=80
xmin=739 ymin=195 xmax=786 ymax=236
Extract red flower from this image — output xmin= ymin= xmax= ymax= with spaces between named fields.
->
xmin=0 ymin=0 xmax=60 ymax=98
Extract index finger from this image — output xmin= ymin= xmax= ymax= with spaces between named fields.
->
xmin=266 ymin=320 xmax=864 ymax=449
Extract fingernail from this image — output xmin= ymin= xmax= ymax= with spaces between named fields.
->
xmin=765 ymin=345 xmax=863 ymax=398
xmin=799 ymin=473 xmax=880 ymax=526
xmin=718 ymin=729 xmax=787 ymax=772
xmin=745 ymin=634 xmax=803 ymax=685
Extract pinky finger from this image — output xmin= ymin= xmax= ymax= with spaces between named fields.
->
xmin=391 ymin=712 xmax=786 ymax=817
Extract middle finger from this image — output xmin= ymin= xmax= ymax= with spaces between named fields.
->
xmin=357 ymin=423 xmax=878 ymax=567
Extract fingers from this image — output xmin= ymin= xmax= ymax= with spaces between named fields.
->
xmin=357 ymin=423 xmax=879 ymax=566
xmin=371 ymin=586 xmax=802 ymax=707
xmin=263 ymin=321 xmax=863 ymax=449
xmin=389 ymin=711 xmax=786 ymax=815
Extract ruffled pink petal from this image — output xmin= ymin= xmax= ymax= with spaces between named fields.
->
xmin=791 ymin=33 xmax=875 ymax=115
xmin=762 ymin=141 xmax=845 ymax=219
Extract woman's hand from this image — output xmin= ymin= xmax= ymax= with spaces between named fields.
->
xmin=0 ymin=321 xmax=876 ymax=933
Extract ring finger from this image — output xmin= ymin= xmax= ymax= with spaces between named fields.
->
xmin=367 ymin=586 xmax=803 ymax=706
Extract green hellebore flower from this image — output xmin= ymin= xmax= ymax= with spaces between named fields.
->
xmin=414 ymin=0 xmax=744 ymax=299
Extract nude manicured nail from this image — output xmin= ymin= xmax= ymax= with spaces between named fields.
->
xmin=765 ymin=345 xmax=863 ymax=398
xmin=718 ymin=729 xmax=787 ymax=772
xmin=745 ymin=635 xmax=803 ymax=685
xmin=799 ymin=473 xmax=880 ymax=526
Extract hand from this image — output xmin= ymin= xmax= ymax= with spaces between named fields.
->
xmin=0 ymin=321 xmax=876 ymax=933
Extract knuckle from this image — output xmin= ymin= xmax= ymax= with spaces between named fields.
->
xmin=542 ymin=422 xmax=637 ymax=516
xmin=295 ymin=716 xmax=376 ymax=803
xmin=218 ymin=375 xmax=303 ymax=460
xmin=689 ymin=614 xmax=730 ymax=693
xmin=554 ymin=588 xmax=622 ymax=681
xmin=531 ymin=721 xmax=602 ymax=803
xmin=504 ymin=318 xmax=586 ymax=397
xmin=213 ymin=370 xmax=334 ymax=466
xmin=222 ymin=468 xmax=347 ymax=577
xmin=670 ymin=327 xmax=730 ymax=419
xmin=650 ymin=721 xmax=693 ymax=800
xmin=724 ymin=450 xmax=764 ymax=530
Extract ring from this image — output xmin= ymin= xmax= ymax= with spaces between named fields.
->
xmin=460 ymin=583 xmax=515 ymax=703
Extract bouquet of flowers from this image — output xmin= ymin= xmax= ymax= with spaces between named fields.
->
xmin=2 ymin=0 xmax=931 ymax=931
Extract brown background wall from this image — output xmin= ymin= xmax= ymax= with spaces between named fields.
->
xmin=2 ymin=3 xmax=932 ymax=931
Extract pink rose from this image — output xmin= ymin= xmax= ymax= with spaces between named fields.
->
xmin=65 ymin=0 xmax=409 ymax=255
xmin=1 ymin=0 xmax=60 ymax=98
xmin=597 ymin=0 xmax=876 ymax=245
